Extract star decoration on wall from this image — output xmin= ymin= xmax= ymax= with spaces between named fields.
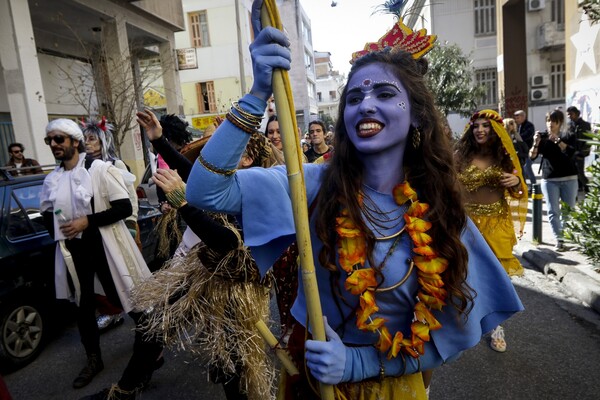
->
xmin=570 ymin=16 xmax=600 ymax=77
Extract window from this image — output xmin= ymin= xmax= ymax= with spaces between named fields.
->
xmin=474 ymin=0 xmax=495 ymax=36
xmin=550 ymin=62 xmax=565 ymax=100
xmin=304 ymin=52 xmax=312 ymax=70
xmin=7 ymin=185 xmax=46 ymax=240
xmin=317 ymin=92 xmax=322 ymax=102
xmin=475 ymin=68 xmax=497 ymax=107
xmin=307 ymin=83 xmax=315 ymax=99
xmin=329 ymin=90 xmax=337 ymax=101
xmin=196 ymin=81 xmax=216 ymax=114
xmin=551 ymin=0 xmax=564 ymax=30
xmin=301 ymin=19 xmax=312 ymax=44
xmin=189 ymin=11 xmax=210 ymax=47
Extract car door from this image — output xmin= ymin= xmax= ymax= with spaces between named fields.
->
xmin=0 ymin=179 xmax=56 ymax=370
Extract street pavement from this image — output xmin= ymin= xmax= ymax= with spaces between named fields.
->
xmin=515 ymin=190 xmax=600 ymax=315
xmin=4 ymin=165 xmax=600 ymax=399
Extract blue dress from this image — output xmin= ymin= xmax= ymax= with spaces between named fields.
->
xmin=187 ymin=93 xmax=524 ymax=379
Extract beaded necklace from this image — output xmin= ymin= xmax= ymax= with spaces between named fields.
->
xmin=336 ymin=181 xmax=448 ymax=359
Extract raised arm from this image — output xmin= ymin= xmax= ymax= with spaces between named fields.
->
xmin=186 ymin=8 xmax=291 ymax=214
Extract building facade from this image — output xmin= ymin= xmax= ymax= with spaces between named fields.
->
xmin=0 ymin=0 xmax=185 ymax=177
xmin=314 ymin=51 xmax=344 ymax=126
xmin=279 ymin=0 xmax=318 ymax=131
xmin=409 ymin=0 xmax=567 ymax=133
xmin=170 ymin=0 xmax=255 ymax=134
xmin=171 ymin=0 xmax=317 ymax=135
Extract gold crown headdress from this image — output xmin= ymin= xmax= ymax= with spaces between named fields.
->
xmin=350 ymin=1 xmax=436 ymax=64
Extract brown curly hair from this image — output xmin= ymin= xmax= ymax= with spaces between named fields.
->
xmin=314 ymin=49 xmax=474 ymax=320
xmin=455 ymin=110 xmax=516 ymax=174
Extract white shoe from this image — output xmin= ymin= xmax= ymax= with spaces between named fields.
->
xmin=490 ymin=325 xmax=506 ymax=352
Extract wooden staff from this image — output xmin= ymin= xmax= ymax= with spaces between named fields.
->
xmin=260 ymin=1 xmax=334 ymax=399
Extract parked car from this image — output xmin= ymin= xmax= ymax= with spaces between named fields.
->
xmin=0 ymin=168 xmax=160 ymax=372
xmin=136 ymin=159 xmax=159 ymax=207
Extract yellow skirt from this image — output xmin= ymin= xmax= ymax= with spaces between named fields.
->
xmin=278 ymin=369 xmax=427 ymax=400
xmin=466 ymin=200 xmax=524 ymax=277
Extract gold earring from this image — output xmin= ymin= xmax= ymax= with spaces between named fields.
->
xmin=412 ymin=127 xmax=421 ymax=149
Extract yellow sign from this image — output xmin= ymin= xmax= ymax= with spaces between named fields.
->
xmin=143 ymin=89 xmax=166 ymax=108
xmin=191 ymin=115 xmax=225 ymax=130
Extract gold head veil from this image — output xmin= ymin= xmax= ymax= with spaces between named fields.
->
xmin=464 ymin=109 xmax=528 ymax=237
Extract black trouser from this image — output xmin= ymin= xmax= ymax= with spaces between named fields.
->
xmin=66 ymin=229 xmax=120 ymax=356
xmin=118 ymin=311 xmax=163 ymax=391
xmin=575 ymin=157 xmax=588 ymax=191
xmin=66 ymin=229 xmax=163 ymax=389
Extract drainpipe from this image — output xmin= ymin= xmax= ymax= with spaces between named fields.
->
xmin=235 ymin=0 xmax=247 ymax=94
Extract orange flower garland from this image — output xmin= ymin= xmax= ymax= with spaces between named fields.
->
xmin=335 ymin=181 xmax=448 ymax=360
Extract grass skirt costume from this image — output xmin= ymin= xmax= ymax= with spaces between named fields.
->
xmin=132 ymin=213 xmax=275 ymax=399
xmin=186 ymin=95 xmax=524 ymax=400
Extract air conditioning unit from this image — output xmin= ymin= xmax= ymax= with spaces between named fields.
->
xmin=530 ymin=74 xmax=550 ymax=87
xmin=528 ymin=0 xmax=545 ymax=11
xmin=530 ymin=88 xmax=548 ymax=101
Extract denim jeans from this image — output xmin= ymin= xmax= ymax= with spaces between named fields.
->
xmin=541 ymin=177 xmax=578 ymax=242
xmin=523 ymin=157 xmax=537 ymax=186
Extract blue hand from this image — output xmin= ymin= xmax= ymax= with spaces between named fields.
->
xmin=251 ymin=0 xmax=263 ymax=38
xmin=305 ymin=317 xmax=347 ymax=385
xmin=248 ymin=3 xmax=291 ymax=102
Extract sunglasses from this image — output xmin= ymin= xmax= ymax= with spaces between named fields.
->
xmin=44 ymin=135 xmax=69 ymax=145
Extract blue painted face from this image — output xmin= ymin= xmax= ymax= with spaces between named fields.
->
xmin=344 ymin=63 xmax=413 ymax=155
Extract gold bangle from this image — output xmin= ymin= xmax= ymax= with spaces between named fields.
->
xmin=231 ymin=101 xmax=263 ymax=124
xmin=165 ymin=185 xmax=187 ymax=209
xmin=197 ymin=152 xmax=237 ymax=176
xmin=226 ymin=111 xmax=259 ymax=135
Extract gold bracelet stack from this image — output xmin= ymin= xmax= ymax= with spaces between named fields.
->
xmin=226 ymin=101 xmax=263 ymax=135
xmin=165 ymin=185 xmax=187 ymax=209
xmin=197 ymin=152 xmax=237 ymax=176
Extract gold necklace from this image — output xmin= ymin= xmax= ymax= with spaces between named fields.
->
xmin=374 ymin=226 xmax=405 ymax=241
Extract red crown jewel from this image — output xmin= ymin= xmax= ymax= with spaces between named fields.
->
xmin=350 ymin=18 xmax=437 ymax=64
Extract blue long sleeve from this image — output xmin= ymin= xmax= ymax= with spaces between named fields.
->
xmin=341 ymin=341 xmax=456 ymax=382
xmin=187 ymin=94 xmax=267 ymax=213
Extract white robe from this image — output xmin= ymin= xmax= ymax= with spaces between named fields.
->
xmin=42 ymin=156 xmax=151 ymax=312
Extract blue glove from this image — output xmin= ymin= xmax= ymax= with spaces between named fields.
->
xmin=249 ymin=1 xmax=291 ymax=102
xmin=305 ymin=317 xmax=347 ymax=385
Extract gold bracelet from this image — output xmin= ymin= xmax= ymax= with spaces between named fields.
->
xmin=226 ymin=111 xmax=259 ymax=135
xmin=197 ymin=152 xmax=237 ymax=176
xmin=231 ymin=101 xmax=263 ymax=124
xmin=165 ymin=185 xmax=187 ymax=209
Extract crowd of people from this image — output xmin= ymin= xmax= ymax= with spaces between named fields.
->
xmin=3 ymin=1 xmax=597 ymax=400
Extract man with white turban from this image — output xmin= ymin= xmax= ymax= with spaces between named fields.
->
xmin=40 ymin=119 xmax=162 ymax=395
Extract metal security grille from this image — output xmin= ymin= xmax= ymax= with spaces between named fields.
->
xmin=550 ymin=62 xmax=566 ymax=99
xmin=474 ymin=0 xmax=496 ymax=36
xmin=476 ymin=68 xmax=498 ymax=107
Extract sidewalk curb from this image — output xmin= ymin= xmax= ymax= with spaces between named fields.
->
xmin=515 ymin=242 xmax=600 ymax=314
